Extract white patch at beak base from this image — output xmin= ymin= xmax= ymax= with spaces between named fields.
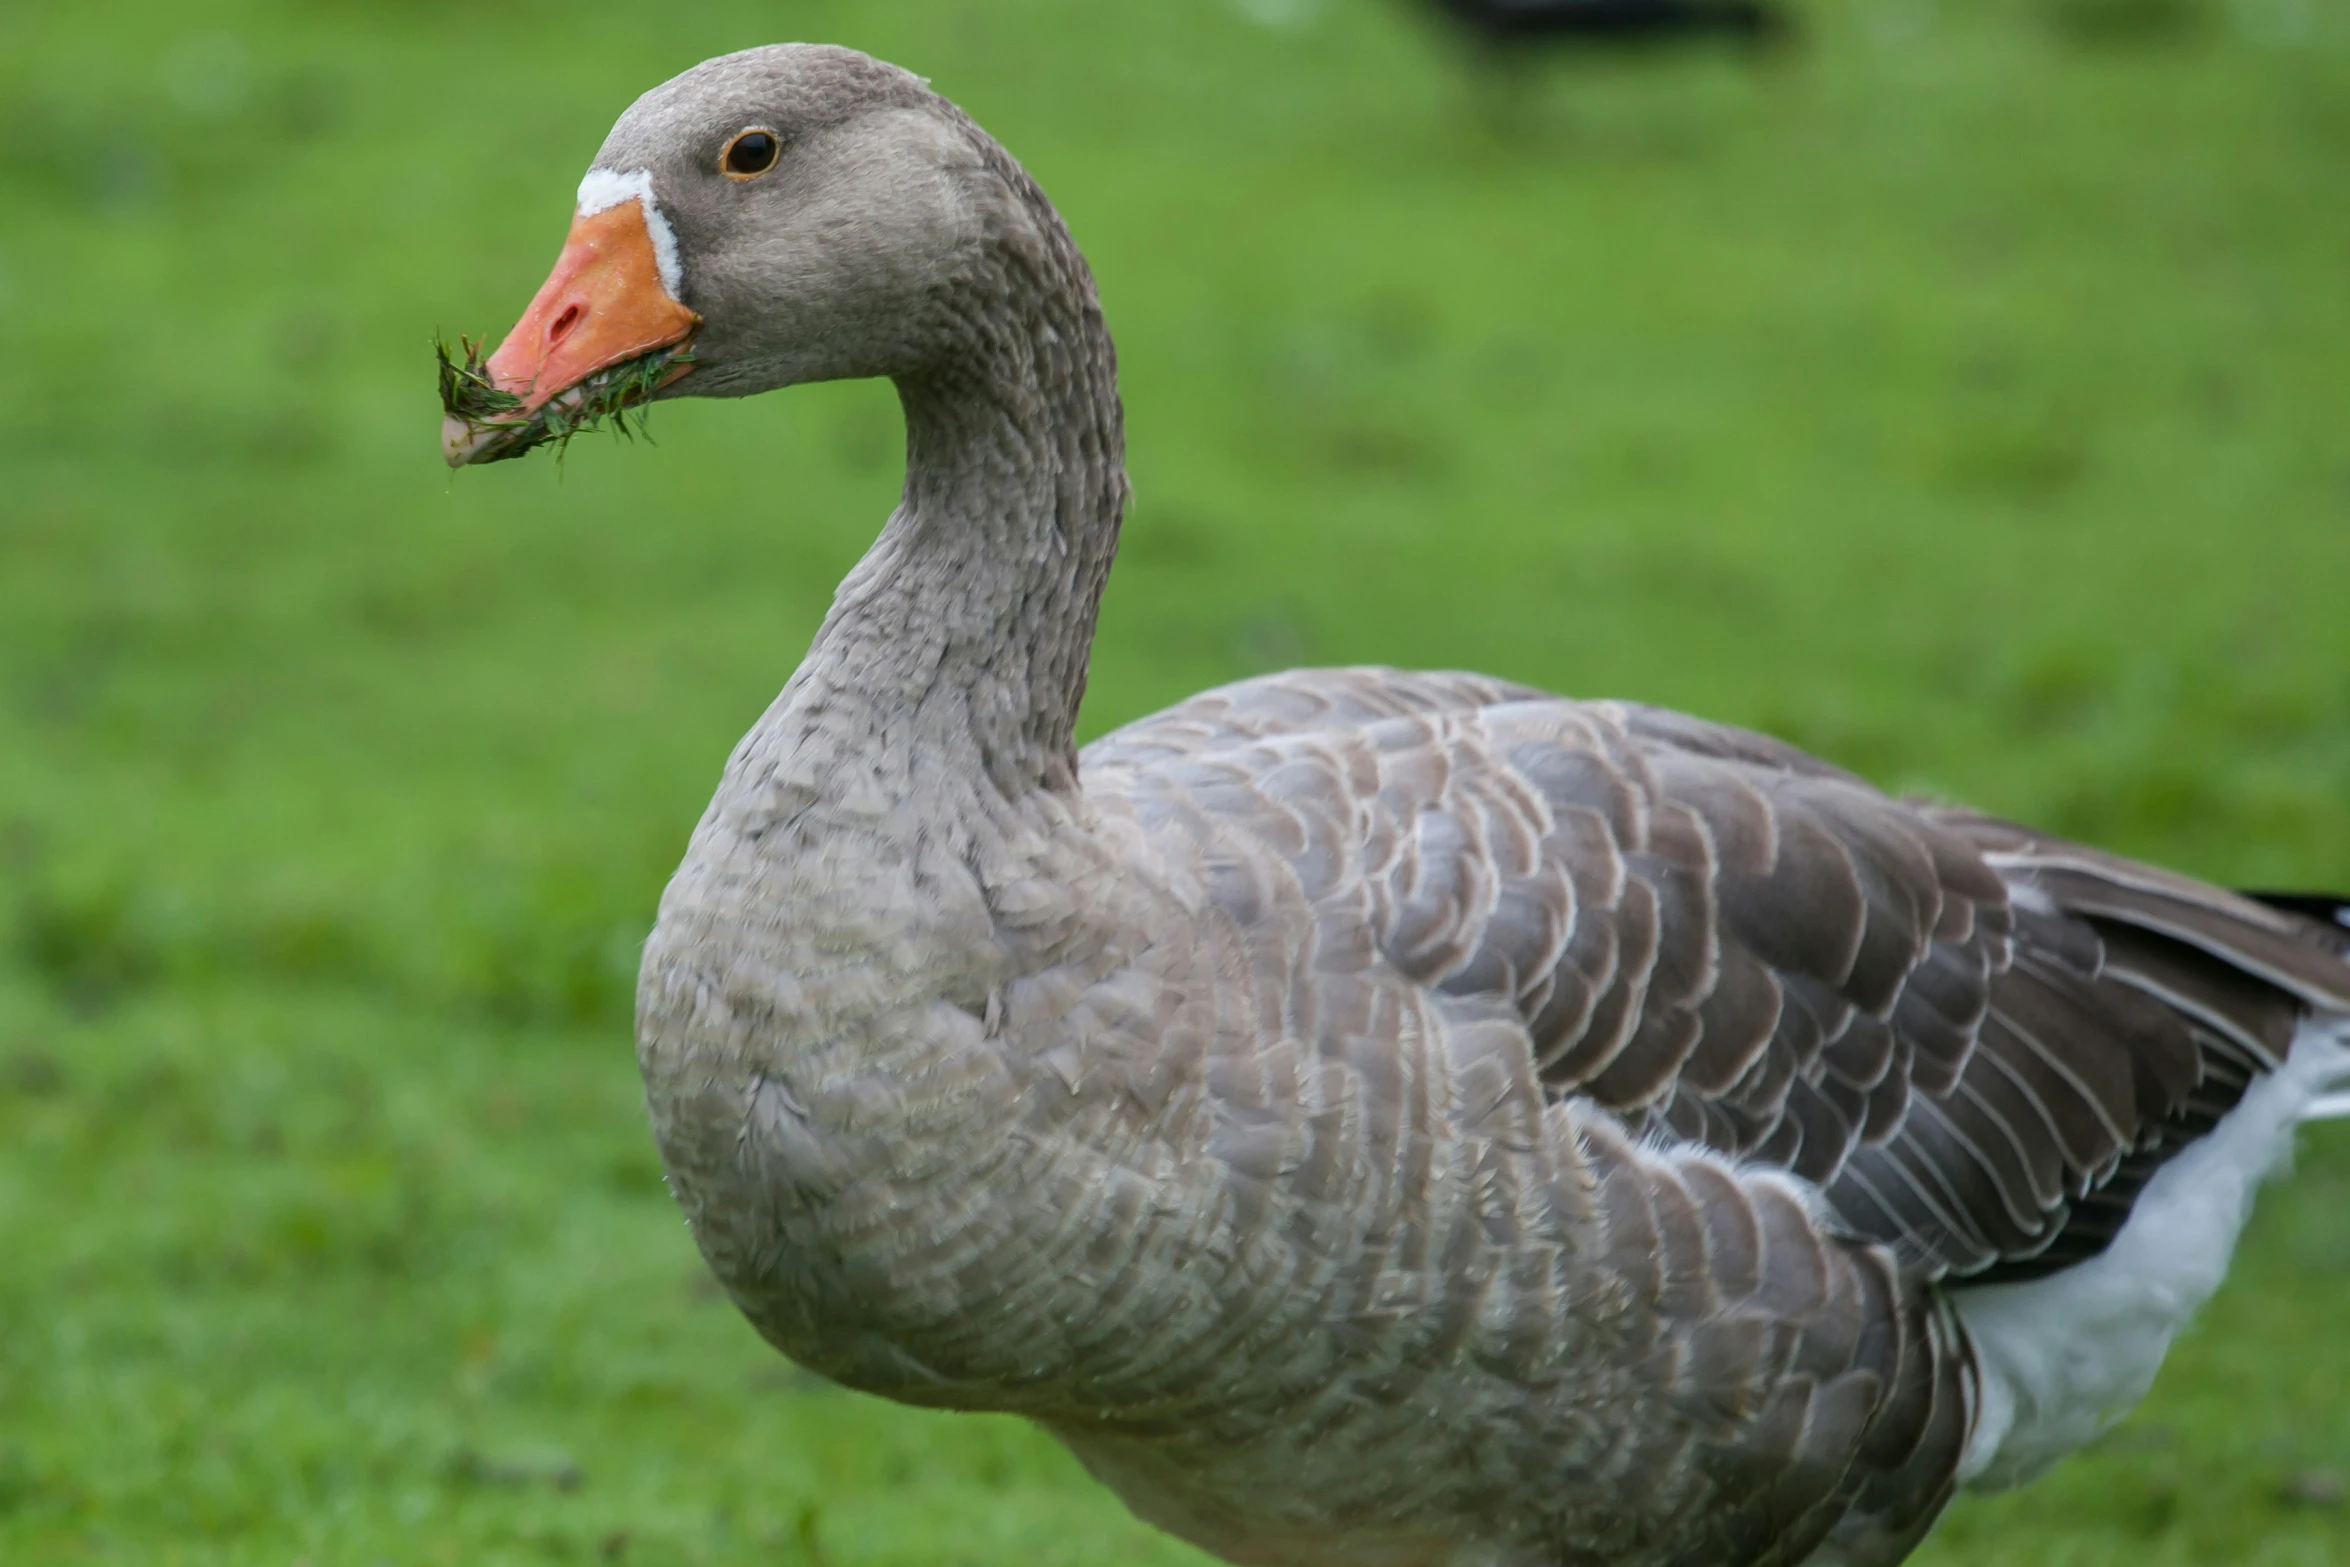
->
xmin=575 ymin=167 xmax=685 ymax=300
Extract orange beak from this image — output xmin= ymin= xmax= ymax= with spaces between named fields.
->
xmin=442 ymin=196 xmax=701 ymax=466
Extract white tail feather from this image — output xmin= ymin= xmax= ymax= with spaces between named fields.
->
xmin=1952 ymin=1015 xmax=2350 ymax=1491
xmin=2307 ymin=1093 xmax=2350 ymax=1121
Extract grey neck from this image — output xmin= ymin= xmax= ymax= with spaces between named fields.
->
xmin=784 ymin=242 xmax=1127 ymax=806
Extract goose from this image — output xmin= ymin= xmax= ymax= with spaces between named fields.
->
xmin=440 ymin=44 xmax=2350 ymax=1567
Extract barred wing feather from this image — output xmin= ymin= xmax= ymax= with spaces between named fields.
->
xmin=1084 ymin=666 xmax=2350 ymax=1285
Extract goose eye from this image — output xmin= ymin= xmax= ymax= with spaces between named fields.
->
xmin=722 ymin=129 xmax=780 ymax=180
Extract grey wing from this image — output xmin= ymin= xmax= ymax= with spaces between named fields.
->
xmin=1087 ymin=666 xmax=2350 ymax=1282
xmin=1086 ymin=669 xmax=1967 ymax=1564
xmin=1084 ymin=666 xmax=2350 ymax=1565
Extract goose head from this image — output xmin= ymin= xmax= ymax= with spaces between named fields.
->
xmin=442 ymin=45 xmax=1013 ymax=466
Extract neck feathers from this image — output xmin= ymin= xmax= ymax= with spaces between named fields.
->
xmin=790 ymin=152 xmax=1127 ymax=807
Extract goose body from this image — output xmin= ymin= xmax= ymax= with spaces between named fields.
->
xmin=444 ymin=46 xmax=2350 ymax=1567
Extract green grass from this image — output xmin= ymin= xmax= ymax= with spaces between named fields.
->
xmin=4 ymin=0 xmax=2349 ymax=1560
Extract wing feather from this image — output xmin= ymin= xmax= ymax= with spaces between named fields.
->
xmin=1085 ymin=668 xmax=2350 ymax=1290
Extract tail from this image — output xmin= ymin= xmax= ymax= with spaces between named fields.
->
xmin=2304 ymin=1023 xmax=2350 ymax=1122
xmin=2240 ymin=892 xmax=2350 ymax=1118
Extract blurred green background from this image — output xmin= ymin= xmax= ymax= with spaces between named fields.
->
xmin=4 ymin=0 xmax=2349 ymax=1562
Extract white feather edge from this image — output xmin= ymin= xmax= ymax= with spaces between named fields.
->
xmin=575 ymin=167 xmax=685 ymax=300
xmin=1951 ymin=1013 xmax=2350 ymax=1491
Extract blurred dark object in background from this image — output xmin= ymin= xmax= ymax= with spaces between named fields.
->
xmin=1426 ymin=0 xmax=1790 ymax=50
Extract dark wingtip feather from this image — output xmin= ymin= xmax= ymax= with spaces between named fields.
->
xmin=2239 ymin=891 xmax=2350 ymax=957
xmin=2239 ymin=890 xmax=2350 ymax=929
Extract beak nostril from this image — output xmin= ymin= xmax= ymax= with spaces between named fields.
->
xmin=472 ymin=197 xmax=698 ymax=432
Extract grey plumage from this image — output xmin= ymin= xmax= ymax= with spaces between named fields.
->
xmin=447 ymin=45 xmax=2350 ymax=1567
xmin=1085 ymin=678 xmax=2349 ymax=1291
